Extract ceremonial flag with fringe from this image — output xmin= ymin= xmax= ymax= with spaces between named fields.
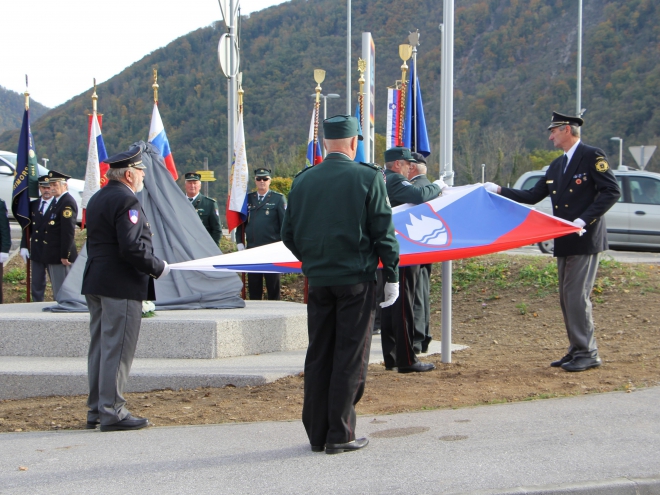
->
xmin=403 ymin=64 xmax=430 ymax=157
xmin=226 ymin=112 xmax=249 ymax=231
xmin=148 ymin=103 xmax=178 ymax=180
xmin=305 ymin=106 xmax=322 ymax=167
xmin=12 ymin=109 xmax=39 ymax=230
xmin=386 ymin=88 xmax=402 ymax=149
xmin=355 ymin=103 xmax=366 ymax=163
xmin=81 ymin=114 xmax=108 ymax=228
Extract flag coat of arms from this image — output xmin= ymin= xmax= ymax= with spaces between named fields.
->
xmin=148 ymin=104 xmax=178 ymax=180
xmin=171 ymin=185 xmax=582 ymax=273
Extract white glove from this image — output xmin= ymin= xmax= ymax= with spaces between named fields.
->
xmin=433 ymin=178 xmax=449 ymax=191
xmin=237 ymin=243 xmax=245 ymax=251
xmin=159 ymin=261 xmax=171 ymax=278
xmin=483 ymin=182 xmax=500 ymax=193
xmin=20 ymin=248 xmax=30 ymax=263
xmin=0 ymin=252 xmax=8 ymax=264
xmin=573 ymin=218 xmax=586 ymax=228
xmin=380 ymin=282 xmax=399 ymax=308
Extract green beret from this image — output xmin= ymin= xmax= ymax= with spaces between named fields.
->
xmin=185 ymin=172 xmax=202 ymax=181
xmin=384 ymin=147 xmax=418 ymax=163
xmin=323 ymin=115 xmax=363 ymax=141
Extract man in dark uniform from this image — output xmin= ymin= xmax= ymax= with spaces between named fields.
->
xmin=381 ymin=146 xmax=447 ymax=373
xmin=185 ymin=172 xmax=222 ymax=244
xmin=485 ymin=112 xmax=620 ymax=372
xmin=237 ymin=168 xmax=287 ymax=300
xmin=42 ymin=171 xmax=78 ymax=299
xmin=408 ymin=152 xmax=434 ymax=354
xmin=19 ymin=176 xmax=55 ymax=301
xmin=0 ymin=197 xmax=10 ymax=303
xmin=281 ymin=115 xmax=399 ymax=455
xmin=82 ymin=146 xmax=170 ymax=431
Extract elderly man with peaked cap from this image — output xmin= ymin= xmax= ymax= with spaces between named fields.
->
xmin=82 ymin=146 xmax=170 ymax=431
xmin=281 ymin=115 xmax=399 ymax=454
xmin=184 ymin=172 xmax=222 ymax=244
xmin=237 ymin=167 xmax=287 ymax=300
xmin=484 ymin=111 xmax=620 ymax=372
xmin=381 ymin=146 xmax=448 ymax=373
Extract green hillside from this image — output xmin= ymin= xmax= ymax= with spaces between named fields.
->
xmin=0 ymin=0 xmax=658 ymax=204
xmin=0 ymin=86 xmax=50 ymax=135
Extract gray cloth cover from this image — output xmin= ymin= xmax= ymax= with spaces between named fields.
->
xmin=45 ymin=141 xmax=245 ymax=312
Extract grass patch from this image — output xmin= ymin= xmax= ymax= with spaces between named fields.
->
xmin=3 ymin=268 xmax=26 ymax=284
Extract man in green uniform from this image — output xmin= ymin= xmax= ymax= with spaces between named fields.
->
xmin=185 ymin=172 xmax=221 ymax=244
xmin=281 ymin=115 xmax=399 ymax=455
xmin=0 ymin=198 xmax=10 ymax=304
xmin=237 ymin=168 xmax=287 ymax=300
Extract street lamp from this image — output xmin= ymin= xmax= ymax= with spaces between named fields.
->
xmin=310 ymin=93 xmax=340 ymax=157
xmin=611 ymin=137 xmax=623 ymax=169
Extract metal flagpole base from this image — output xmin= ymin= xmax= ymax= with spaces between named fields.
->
xmin=441 ymin=260 xmax=452 ymax=363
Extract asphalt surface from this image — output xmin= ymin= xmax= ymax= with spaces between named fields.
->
xmin=1 ymin=386 xmax=659 ymax=495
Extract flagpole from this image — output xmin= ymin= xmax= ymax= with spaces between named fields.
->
xmin=24 ymin=76 xmax=31 ymax=303
xmin=313 ymin=69 xmax=325 ymax=156
xmin=346 ymin=0 xmax=351 ymax=114
xmin=357 ymin=58 xmax=365 ymax=135
xmin=408 ymin=31 xmax=420 ymax=153
xmin=398 ymin=45 xmax=412 ymax=147
xmin=237 ymin=75 xmax=247 ymax=300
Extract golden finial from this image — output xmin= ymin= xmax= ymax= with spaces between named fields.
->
xmin=92 ymin=78 xmax=98 ymax=114
xmin=152 ymin=69 xmax=159 ymax=103
xmin=237 ymin=72 xmax=244 ymax=113
xmin=24 ymin=74 xmax=30 ymax=110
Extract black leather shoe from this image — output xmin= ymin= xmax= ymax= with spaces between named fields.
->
xmin=326 ymin=437 xmax=369 ymax=455
xmin=561 ymin=356 xmax=602 ymax=372
xmin=100 ymin=415 xmax=149 ymax=432
xmin=385 ymin=366 xmax=397 ymax=371
xmin=421 ymin=343 xmax=430 ymax=353
xmin=550 ymin=354 xmax=573 ymax=367
xmin=85 ymin=421 xmax=99 ymax=430
xmin=311 ymin=445 xmax=325 ymax=452
xmin=398 ymin=362 xmax=435 ymax=373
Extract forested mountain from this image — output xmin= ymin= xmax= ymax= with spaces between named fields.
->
xmin=0 ymin=0 xmax=658 ymax=205
xmin=0 ymin=86 xmax=50 ymax=135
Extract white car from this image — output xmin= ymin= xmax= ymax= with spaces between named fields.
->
xmin=0 ymin=150 xmax=85 ymax=223
xmin=512 ymin=167 xmax=660 ymax=253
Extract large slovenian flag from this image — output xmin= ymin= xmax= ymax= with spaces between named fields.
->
xmin=170 ymin=185 xmax=582 ymax=274
xmin=305 ymin=106 xmax=323 ymax=167
xmin=148 ymin=103 xmax=178 ymax=180
xmin=386 ymin=88 xmax=402 ymax=149
xmin=226 ymin=112 xmax=250 ymax=232
xmin=354 ymin=104 xmax=366 ymax=163
xmin=403 ymin=63 xmax=431 ymax=157
xmin=12 ymin=108 xmax=39 ymax=230
xmin=81 ymin=114 xmax=108 ymax=227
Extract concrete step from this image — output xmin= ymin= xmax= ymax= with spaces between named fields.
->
xmin=0 ymin=337 xmax=467 ymax=399
xmin=0 ymin=301 xmax=308 ymax=359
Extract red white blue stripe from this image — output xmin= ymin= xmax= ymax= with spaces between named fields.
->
xmin=82 ymin=114 xmax=108 ymax=209
xmin=148 ymin=103 xmax=178 ymax=180
xmin=305 ymin=106 xmax=322 ymax=167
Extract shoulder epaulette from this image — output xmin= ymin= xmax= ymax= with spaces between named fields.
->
xmin=270 ymin=191 xmax=284 ymax=197
xmin=295 ymin=167 xmax=313 ymax=178
xmin=359 ymin=161 xmax=380 ymax=171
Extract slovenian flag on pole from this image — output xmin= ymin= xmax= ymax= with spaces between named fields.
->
xmin=81 ymin=114 xmax=108 ymax=228
xmin=305 ymin=106 xmax=322 ymax=167
xmin=386 ymin=88 xmax=402 ymax=149
xmin=226 ymin=112 xmax=250 ymax=232
xmin=148 ymin=103 xmax=178 ymax=180
xmin=354 ymin=104 xmax=366 ymax=163
xmin=403 ymin=63 xmax=431 ymax=157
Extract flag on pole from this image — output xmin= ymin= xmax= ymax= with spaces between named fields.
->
xmin=354 ymin=104 xmax=366 ymax=163
xmin=305 ymin=106 xmax=322 ymax=167
xmin=148 ymin=103 xmax=178 ymax=180
xmin=386 ymin=88 xmax=402 ymax=149
xmin=226 ymin=112 xmax=250 ymax=232
xmin=87 ymin=115 xmax=109 ymax=188
xmin=12 ymin=109 xmax=39 ymax=230
xmin=81 ymin=114 xmax=108 ymax=227
xmin=403 ymin=64 xmax=430 ymax=156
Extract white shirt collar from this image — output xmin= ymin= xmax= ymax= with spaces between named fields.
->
xmin=188 ymin=193 xmax=199 ymax=202
xmin=565 ymin=139 xmax=581 ymax=163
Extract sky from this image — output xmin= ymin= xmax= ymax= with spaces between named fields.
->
xmin=2 ymin=0 xmax=288 ymax=108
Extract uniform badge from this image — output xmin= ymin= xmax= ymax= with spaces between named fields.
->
xmin=49 ymin=221 xmax=55 ymax=225
xmin=128 ymin=209 xmax=139 ymax=224
xmin=266 ymin=210 xmax=270 ymax=215
xmin=576 ymin=179 xmax=582 ymax=184
xmin=62 ymin=208 xmax=73 ymax=219
xmin=595 ymin=158 xmax=609 ymax=172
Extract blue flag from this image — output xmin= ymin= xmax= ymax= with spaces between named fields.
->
xmin=12 ymin=109 xmax=38 ymax=230
xmin=403 ymin=63 xmax=431 ymax=157
xmin=354 ymin=104 xmax=366 ymax=163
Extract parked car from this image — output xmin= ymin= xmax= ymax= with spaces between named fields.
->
xmin=512 ymin=166 xmax=660 ymax=253
xmin=0 ymin=150 xmax=85 ymax=223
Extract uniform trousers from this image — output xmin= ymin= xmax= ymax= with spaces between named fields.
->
xmin=47 ymin=264 xmax=70 ymax=301
xmin=0 ymin=263 xmax=3 ymax=304
xmin=381 ymin=265 xmax=420 ymax=368
xmin=30 ymin=259 xmax=48 ymax=302
xmin=85 ymin=294 xmax=142 ymax=425
xmin=303 ymin=281 xmax=375 ymax=446
xmin=247 ymin=272 xmax=281 ymax=300
xmin=557 ymin=254 xmax=600 ymax=359
xmin=412 ymin=263 xmax=432 ymax=352
xmin=371 ymin=270 xmax=384 ymax=332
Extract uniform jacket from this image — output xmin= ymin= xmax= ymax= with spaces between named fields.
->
xmin=238 ymin=190 xmax=286 ymax=248
xmin=500 ymin=142 xmax=621 ymax=257
xmin=410 ymin=174 xmax=432 ymax=188
xmin=29 ymin=192 xmax=78 ymax=265
xmin=384 ymin=169 xmax=441 ymax=207
xmin=191 ymin=194 xmax=221 ymax=244
xmin=82 ymin=180 xmax=165 ymax=301
xmin=281 ymin=153 xmax=399 ymax=287
xmin=0 ymin=199 xmax=10 ymax=253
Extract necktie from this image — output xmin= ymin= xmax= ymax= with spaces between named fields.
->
xmin=561 ymin=154 xmax=568 ymax=174
xmin=189 ymin=197 xmax=194 ymax=203
xmin=258 ymin=196 xmax=263 ymax=203
xmin=39 ymin=201 xmax=46 ymax=215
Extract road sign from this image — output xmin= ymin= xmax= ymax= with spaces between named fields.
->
xmin=218 ymin=34 xmax=239 ymax=78
xmin=629 ymin=145 xmax=656 ymax=170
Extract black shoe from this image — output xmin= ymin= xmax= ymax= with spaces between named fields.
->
xmin=100 ymin=415 xmax=149 ymax=432
xmin=398 ymin=362 xmax=435 ymax=373
xmin=311 ymin=445 xmax=325 ymax=452
xmin=561 ymin=356 xmax=602 ymax=372
xmin=326 ymin=437 xmax=369 ymax=455
xmin=385 ymin=366 xmax=397 ymax=371
xmin=550 ymin=354 xmax=573 ymax=367
xmin=85 ymin=420 xmax=99 ymax=430
xmin=421 ymin=343 xmax=430 ymax=354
